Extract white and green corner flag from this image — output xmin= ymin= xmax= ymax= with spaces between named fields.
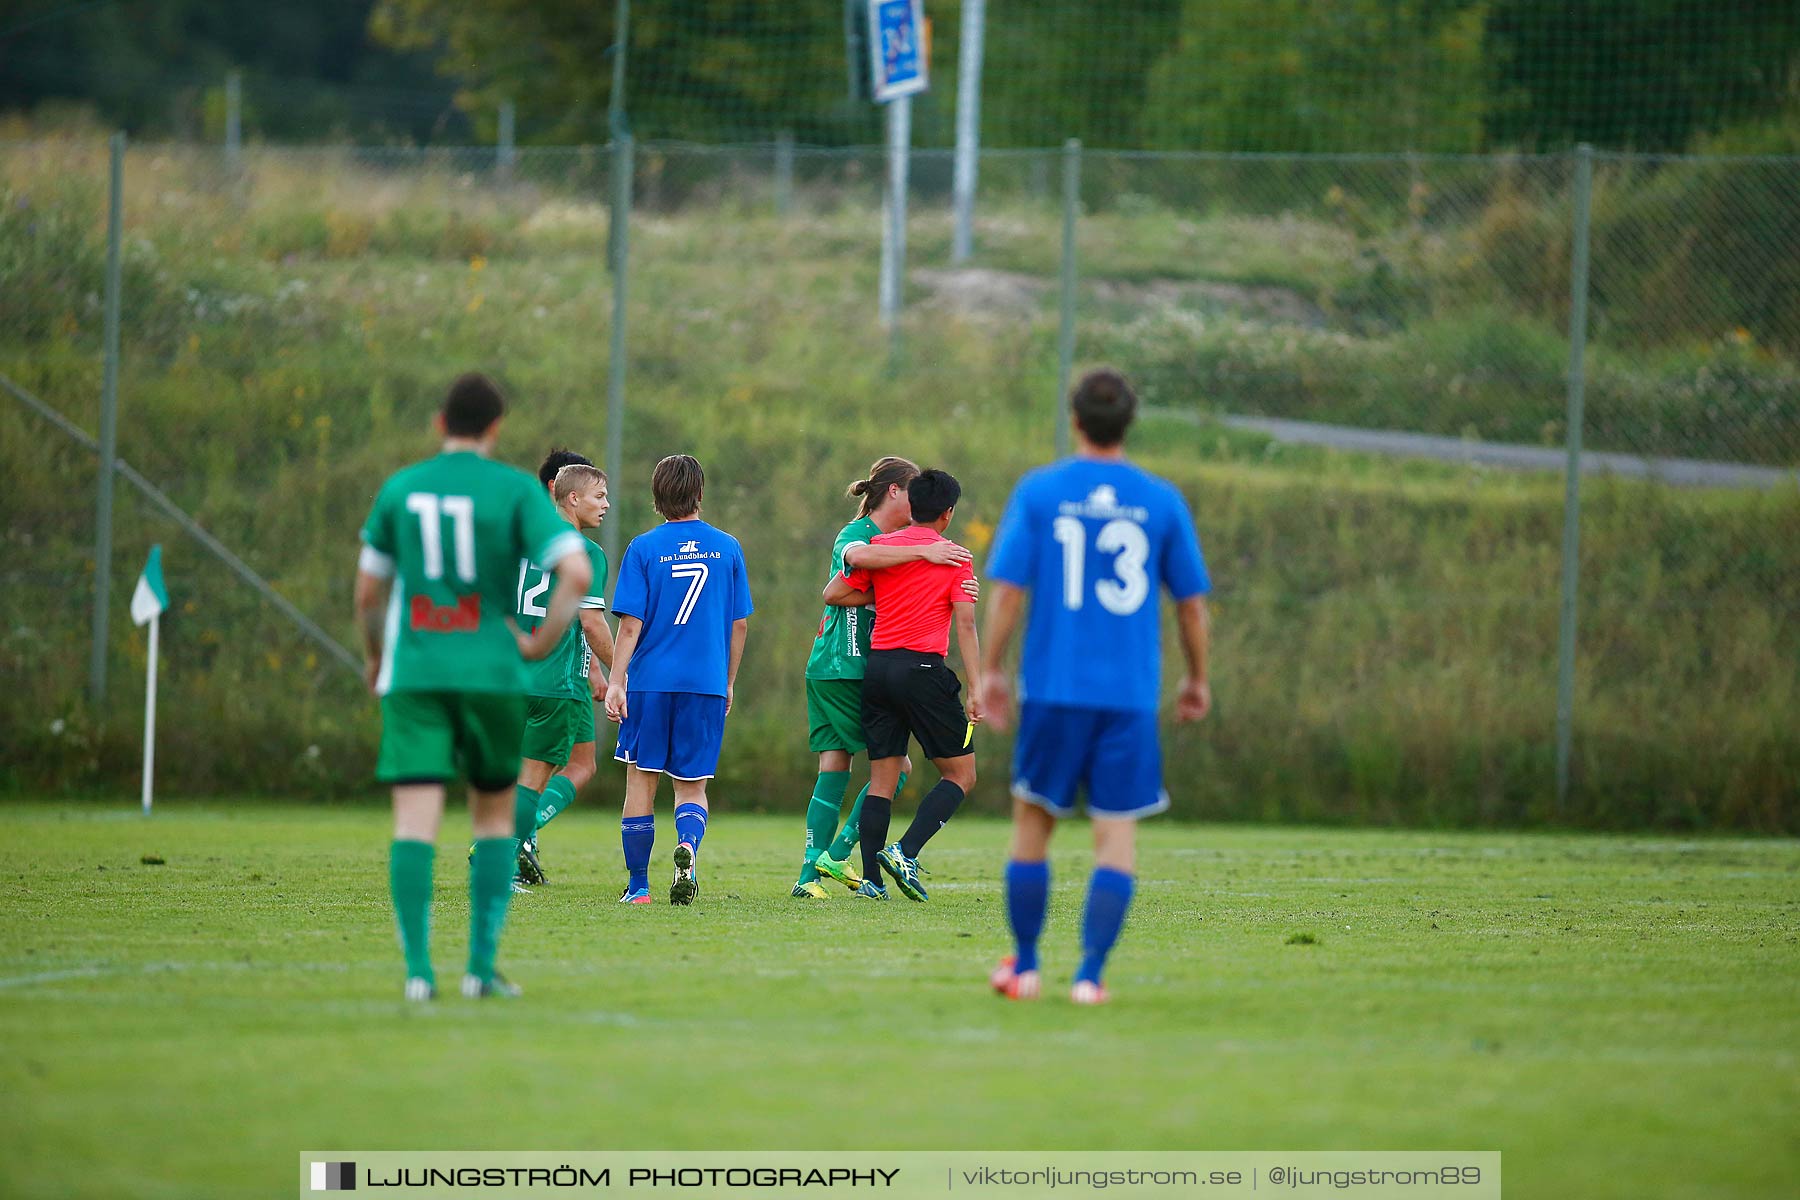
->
xmin=131 ymin=544 xmax=168 ymax=627
xmin=134 ymin=545 xmax=167 ymax=814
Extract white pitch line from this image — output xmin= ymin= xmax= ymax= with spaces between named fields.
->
xmin=0 ymin=965 xmax=116 ymax=990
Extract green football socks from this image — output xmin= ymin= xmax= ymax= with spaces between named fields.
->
xmin=535 ymin=775 xmax=578 ymax=832
xmin=389 ymin=839 xmax=435 ymax=984
xmin=513 ymin=785 xmax=541 ymax=845
xmin=798 ymin=770 xmax=851 ymax=884
xmin=825 ymin=771 xmax=906 ymax=862
xmin=468 ymin=838 xmax=515 ymax=982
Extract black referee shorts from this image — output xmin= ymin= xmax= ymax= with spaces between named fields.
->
xmin=861 ymin=649 xmax=975 ymax=762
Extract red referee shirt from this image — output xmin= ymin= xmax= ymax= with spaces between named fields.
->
xmin=840 ymin=526 xmax=976 ymax=656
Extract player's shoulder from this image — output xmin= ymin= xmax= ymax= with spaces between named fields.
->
xmin=375 ymin=456 xmax=432 ymax=494
xmin=1010 ymin=461 xmax=1066 ymax=497
xmin=836 ymin=515 xmax=878 ymax=545
xmin=487 ymin=457 xmax=545 ymax=496
xmin=700 ymin=521 xmax=745 ymax=555
xmin=1135 ymin=466 xmax=1193 ymax=514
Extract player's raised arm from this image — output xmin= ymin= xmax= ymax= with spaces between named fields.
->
xmin=845 ymin=539 xmax=972 ymax=570
xmin=824 ymin=572 xmax=873 ymax=607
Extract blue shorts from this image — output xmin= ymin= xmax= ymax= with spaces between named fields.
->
xmin=613 ymin=691 xmax=727 ymax=781
xmin=1010 ymin=701 xmax=1169 ymax=820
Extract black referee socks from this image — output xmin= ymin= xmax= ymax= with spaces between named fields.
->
xmin=860 ymin=794 xmax=894 ymax=883
xmin=898 ymin=780 xmax=966 ymax=859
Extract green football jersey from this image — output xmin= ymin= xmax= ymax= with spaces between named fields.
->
xmin=360 ymin=450 xmax=585 ymax=695
xmin=517 ymin=534 xmax=609 ymax=699
xmin=805 ymin=516 xmax=880 ymax=681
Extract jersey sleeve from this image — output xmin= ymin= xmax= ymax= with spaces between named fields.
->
xmin=985 ymin=481 xmax=1035 ymax=587
xmin=581 ymin=541 xmax=609 ymax=611
xmin=949 ymin=558 xmax=977 ymax=604
xmin=611 ymin=539 xmax=648 ymax=621
xmin=1160 ymin=487 xmax=1212 ymax=600
xmin=831 ymin=528 xmax=869 ymax=578
xmin=358 ymin=482 xmax=398 ymax=578
xmin=730 ymin=541 xmax=754 ymax=620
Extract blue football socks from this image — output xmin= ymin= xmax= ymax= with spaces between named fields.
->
xmin=1004 ymin=859 xmax=1051 ymax=974
xmin=1076 ymin=867 xmax=1136 ymax=985
xmin=621 ymin=814 xmax=654 ymax=892
xmin=674 ymin=803 xmax=708 ymax=855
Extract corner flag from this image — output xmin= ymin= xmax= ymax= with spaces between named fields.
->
xmin=133 ymin=545 xmax=167 ymax=814
xmin=131 ymin=545 xmax=167 ymax=627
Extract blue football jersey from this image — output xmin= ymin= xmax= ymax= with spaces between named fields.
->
xmin=986 ymin=459 xmax=1209 ymax=712
xmin=611 ymin=520 xmax=753 ymax=696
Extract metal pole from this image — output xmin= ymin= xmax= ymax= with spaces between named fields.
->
xmin=141 ymin=613 xmax=158 ymax=815
xmin=90 ymin=131 xmax=125 ymax=705
xmin=606 ymin=0 xmax=630 ymax=273
xmin=951 ymin=0 xmax=987 ymax=263
xmin=774 ymin=129 xmax=795 ymax=217
xmin=608 ymin=0 xmax=630 ymax=138
xmin=497 ymin=99 xmax=516 ymax=181
xmin=603 ymin=132 xmax=634 ymax=576
xmin=1554 ymin=143 xmax=1595 ymax=814
xmin=224 ymin=71 xmax=241 ymax=169
xmin=879 ymin=95 xmax=911 ymax=331
xmin=1055 ymin=138 xmax=1081 ymax=458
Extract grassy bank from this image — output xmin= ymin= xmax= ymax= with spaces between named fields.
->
xmin=2 ymin=139 xmax=1795 ymax=827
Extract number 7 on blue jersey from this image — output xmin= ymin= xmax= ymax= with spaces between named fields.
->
xmin=671 ymin=562 xmax=709 ymax=625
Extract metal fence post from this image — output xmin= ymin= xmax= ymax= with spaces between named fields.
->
xmin=1055 ymin=138 xmax=1081 ymax=458
xmin=604 ymin=132 xmax=634 ymax=576
xmin=90 ymin=131 xmax=126 ymax=705
xmin=880 ymin=95 xmax=912 ymax=332
xmin=224 ymin=71 xmax=241 ymax=169
xmin=608 ymin=0 xmax=630 ymax=137
xmin=951 ymin=0 xmax=987 ymax=263
xmin=497 ymin=99 xmax=516 ymax=181
xmin=774 ymin=129 xmax=795 ymax=217
xmin=1554 ymin=143 xmax=1596 ymax=814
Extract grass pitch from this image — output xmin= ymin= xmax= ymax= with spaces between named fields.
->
xmin=0 ymin=802 xmax=1795 ymax=1199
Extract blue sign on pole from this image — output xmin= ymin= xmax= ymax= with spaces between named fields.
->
xmin=869 ymin=0 xmax=928 ymax=102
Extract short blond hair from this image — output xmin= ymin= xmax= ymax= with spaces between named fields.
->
xmin=552 ymin=462 xmax=607 ymax=503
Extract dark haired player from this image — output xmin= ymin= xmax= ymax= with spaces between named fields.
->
xmin=795 ymin=455 xmax=978 ymax=899
xmin=824 ymin=469 xmax=982 ymax=901
xmin=605 ymin=454 xmax=753 ymax=905
xmin=981 ymin=368 xmax=1212 ymax=1005
xmin=354 ymin=372 xmax=592 ymax=1000
xmin=510 ymin=451 xmax=614 ymax=887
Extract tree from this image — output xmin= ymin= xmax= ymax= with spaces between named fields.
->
xmin=371 ymin=0 xmax=861 ymax=144
xmin=1484 ymin=0 xmax=1800 ymax=151
xmin=0 ymin=0 xmax=453 ymax=140
xmin=1138 ymin=0 xmax=1489 ymax=152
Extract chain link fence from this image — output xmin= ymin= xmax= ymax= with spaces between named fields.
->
xmin=2 ymin=137 xmax=1794 ymax=827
